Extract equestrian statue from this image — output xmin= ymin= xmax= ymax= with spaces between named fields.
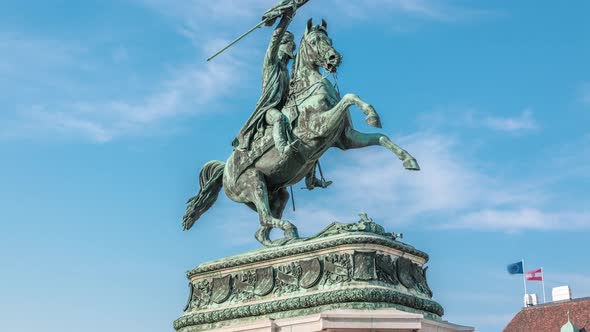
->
xmin=182 ymin=0 xmax=420 ymax=246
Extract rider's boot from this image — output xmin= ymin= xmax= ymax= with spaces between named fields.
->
xmin=274 ymin=116 xmax=299 ymax=158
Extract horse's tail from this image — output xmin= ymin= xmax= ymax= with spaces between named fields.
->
xmin=182 ymin=160 xmax=225 ymax=231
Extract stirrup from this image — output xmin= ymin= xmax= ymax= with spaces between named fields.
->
xmin=316 ymin=179 xmax=332 ymax=188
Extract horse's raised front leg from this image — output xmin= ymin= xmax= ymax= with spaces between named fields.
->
xmin=240 ymin=169 xmax=299 ymax=246
xmin=339 ymin=128 xmax=420 ymax=171
xmin=342 ymin=93 xmax=382 ymax=128
xmin=318 ymin=93 xmax=382 ymax=131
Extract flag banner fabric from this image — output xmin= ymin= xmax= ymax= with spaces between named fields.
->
xmin=507 ymin=261 xmax=524 ymax=274
xmin=526 ymin=268 xmax=543 ymax=281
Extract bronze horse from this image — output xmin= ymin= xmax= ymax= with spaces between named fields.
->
xmin=183 ymin=19 xmax=419 ymax=246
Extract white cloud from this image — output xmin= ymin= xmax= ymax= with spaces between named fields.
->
xmin=2 ymin=0 xmax=497 ymax=143
xmin=447 ymin=208 xmax=590 ymax=232
xmin=483 ymin=109 xmax=538 ymax=132
xmin=323 ymin=0 xmax=489 ymax=22
xmin=419 ymin=108 xmax=539 ymax=134
xmin=281 ymin=132 xmax=587 ymax=233
xmin=141 ymin=0 xmax=269 ymax=20
xmin=2 ymin=38 xmax=248 ymax=142
xmin=185 ymin=133 xmax=590 ymax=243
xmin=0 ymin=33 xmax=85 ymax=73
xmin=25 ymin=108 xmax=114 ymax=143
xmin=324 ymin=134 xmax=490 ymax=218
xmin=0 ymin=2 xmax=265 ymax=143
xmin=139 ymin=0 xmax=492 ymax=42
xmin=0 ymin=33 xmax=91 ymax=96
xmin=138 ymin=0 xmax=270 ymax=46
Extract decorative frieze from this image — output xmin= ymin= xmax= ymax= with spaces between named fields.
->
xmin=176 ymin=221 xmax=443 ymax=331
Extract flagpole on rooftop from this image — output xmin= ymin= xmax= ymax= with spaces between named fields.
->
xmin=541 ymin=267 xmax=546 ymax=303
xmin=522 ymin=258 xmax=528 ymax=297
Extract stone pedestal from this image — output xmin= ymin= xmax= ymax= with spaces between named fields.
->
xmin=210 ymin=309 xmax=473 ymax=332
xmin=174 ymin=220 xmax=473 ymax=332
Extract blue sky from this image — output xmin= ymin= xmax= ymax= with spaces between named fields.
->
xmin=1 ymin=1 xmax=588 ymax=331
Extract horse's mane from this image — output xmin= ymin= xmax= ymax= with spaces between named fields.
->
xmin=291 ymin=33 xmax=309 ymax=80
xmin=291 ymin=25 xmax=328 ymax=80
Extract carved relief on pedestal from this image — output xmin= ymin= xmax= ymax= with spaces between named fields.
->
xmin=211 ymin=275 xmax=232 ymax=304
xmin=375 ymin=253 xmax=400 ymax=285
xmin=254 ymin=267 xmax=275 ymax=296
xmin=299 ymin=258 xmax=322 ymax=289
xmin=177 ymin=216 xmax=444 ymax=331
xmin=184 ymin=250 xmax=433 ymax=313
xmin=413 ymin=265 xmax=433 ymax=297
xmin=275 ymin=262 xmax=300 ymax=295
xmin=188 ymin=280 xmax=212 ymax=310
xmin=396 ymin=256 xmax=433 ymax=297
xmin=232 ymin=270 xmax=256 ymax=302
xmin=322 ymin=253 xmax=352 ymax=286
xmin=353 ymin=251 xmax=377 ymax=281
xmin=397 ymin=257 xmax=417 ymax=289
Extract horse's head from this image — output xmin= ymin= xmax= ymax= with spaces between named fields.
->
xmin=297 ymin=18 xmax=342 ymax=73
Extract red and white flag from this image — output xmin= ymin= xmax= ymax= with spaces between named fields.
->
xmin=526 ymin=268 xmax=543 ymax=281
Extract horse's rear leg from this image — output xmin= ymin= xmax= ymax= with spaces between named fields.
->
xmin=339 ymin=128 xmax=420 ymax=171
xmin=254 ymin=188 xmax=290 ymax=244
xmin=240 ymin=169 xmax=298 ymax=245
xmin=269 ymin=188 xmax=290 ymax=219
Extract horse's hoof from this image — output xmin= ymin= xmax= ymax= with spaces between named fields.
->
xmin=284 ymin=226 xmax=299 ymax=239
xmin=403 ymin=158 xmax=420 ymax=171
xmin=366 ymin=115 xmax=382 ymax=128
xmin=255 ymin=227 xmax=271 ymax=244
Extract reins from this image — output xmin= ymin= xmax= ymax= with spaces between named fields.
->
xmin=286 ymin=28 xmax=336 ymax=212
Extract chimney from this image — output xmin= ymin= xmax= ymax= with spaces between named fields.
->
xmin=552 ymin=286 xmax=572 ymax=302
xmin=524 ymin=293 xmax=538 ymax=306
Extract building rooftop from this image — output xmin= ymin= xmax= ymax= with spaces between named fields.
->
xmin=504 ymin=297 xmax=590 ymax=332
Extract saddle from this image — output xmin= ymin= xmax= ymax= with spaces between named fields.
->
xmin=231 ymin=128 xmax=277 ymax=181
xmin=231 ymin=122 xmax=308 ymax=182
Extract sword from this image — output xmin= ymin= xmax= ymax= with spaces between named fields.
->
xmin=207 ymin=17 xmax=272 ymax=62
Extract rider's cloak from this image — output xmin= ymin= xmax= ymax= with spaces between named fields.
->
xmin=232 ymin=14 xmax=292 ymax=152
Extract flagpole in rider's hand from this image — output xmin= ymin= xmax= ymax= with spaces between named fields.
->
xmin=207 ymin=0 xmax=310 ymax=62
xmin=207 ymin=19 xmax=270 ymax=62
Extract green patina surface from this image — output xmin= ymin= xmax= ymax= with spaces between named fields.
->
xmin=187 ymin=219 xmax=428 ymax=278
xmin=175 ymin=218 xmax=444 ymax=331
xmin=176 ymin=1 xmax=441 ymax=330
xmin=182 ymin=0 xmax=420 ymax=248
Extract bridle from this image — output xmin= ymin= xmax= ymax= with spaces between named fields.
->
xmin=287 ymin=28 xmax=337 ymax=104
